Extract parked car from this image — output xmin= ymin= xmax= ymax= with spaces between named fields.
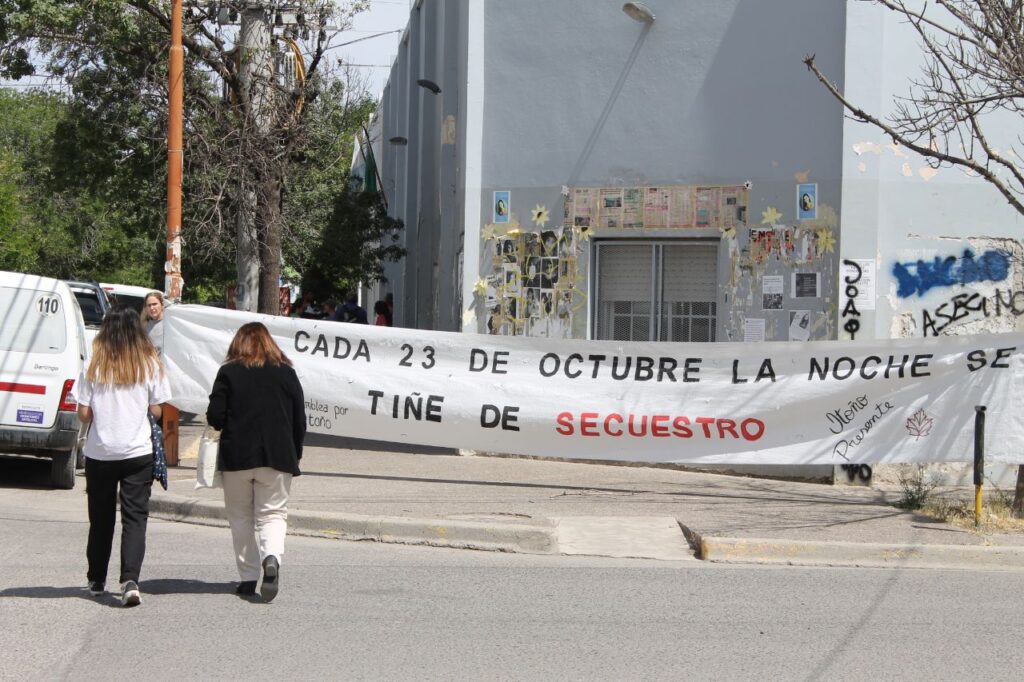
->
xmin=0 ymin=271 xmax=87 ymax=489
xmin=65 ymin=280 xmax=111 ymax=348
xmin=100 ymin=282 xmax=160 ymax=314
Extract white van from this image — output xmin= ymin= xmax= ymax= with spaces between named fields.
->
xmin=100 ymin=282 xmax=161 ymax=314
xmin=0 ymin=271 xmax=87 ymax=488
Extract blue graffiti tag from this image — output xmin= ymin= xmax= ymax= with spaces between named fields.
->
xmin=892 ymin=249 xmax=1010 ymax=298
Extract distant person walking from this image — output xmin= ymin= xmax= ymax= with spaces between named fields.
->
xmin=295 ymin=292 xmax=321 ymax=319
xmin=206 ymin=322 xmax=306 ymax=602
xmin=141 ymin=291 xmax=166 ymax=356
xmin=77 ymin=306 xmax=171 ymax=607
xmin=331 ymin=291 xmax=368 ymax=324
xmin=321 ymin=299 xmax=337 ymax=320
xmin=373 ymin=300 xmax=392 ymax=326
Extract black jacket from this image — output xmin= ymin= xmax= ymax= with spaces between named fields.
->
xmin=206 ymin=362 xmax=306 ymax=476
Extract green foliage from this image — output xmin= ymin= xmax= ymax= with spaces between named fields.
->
xmin=1 ymin=1 xmax=399 ymax=305
xmin=300 ymin=186 xmax=405 ymax=301
xmin=894 ymin=465 xmax=939 ymax=510
xmin=282 ymin=83 xmax=379 ymax=277
xmin=0 ymin=88 xmax=161 ymax=283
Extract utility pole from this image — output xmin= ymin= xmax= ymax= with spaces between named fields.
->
xmin=234 ymin=6 xmax=273 ymax=313
xmin=163 ymin=0 xmax=185 ymax=465
xmin=166 ymin=0 xmax=184 ymax=303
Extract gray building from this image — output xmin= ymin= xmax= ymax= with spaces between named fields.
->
xmin=366 ymin=0 xmax=1024 ymax=486
xmin=372 ymin=0 xmax=845 ymax=342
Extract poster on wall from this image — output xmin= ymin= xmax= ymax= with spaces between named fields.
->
xmin=797 ymin=183 xmax=817 ymax=221
xmin=789 ymin=310 xmax=811 ymax=342
xmin=743 ymin=317 xmax=766 ymax=342
xmin=572 ymin=188 xmax=595 ymax=228
xmin=599 ymin=188 xmax=624 ymax=228
xmin=566 ymin=183 xmax=748 ymax=231
xmin=623 ymin=188 xmax=644 ymax=228
xmin=842 ymin=259 xmax=876 ymax=311
xmin=644 ymin=187 xmax=670 ymax=228
xmin=762 ymin=275 xmax=784 ymax=310
xmin=493 ymin=190 xmax=510 ymax=224
xmin=695 ymin=187 xmax=721 ymax=227
xmin=792 ymin=272 xmax=821 ymax=298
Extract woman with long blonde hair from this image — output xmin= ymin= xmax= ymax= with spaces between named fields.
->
xmin=207 ymin=322 xmax=306 ymax=602
xmin=77 ymin=306 xmax=171 ymax=607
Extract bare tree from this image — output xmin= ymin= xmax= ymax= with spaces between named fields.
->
xmin=2 ymin=0 xmax=373 ymax=313
xmin=132 ymin=1 xmax=369 ymax=313
xmin=804 ymin=0 xmax=1024 ymax=516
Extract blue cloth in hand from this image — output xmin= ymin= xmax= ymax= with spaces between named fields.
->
xmin=149 ymin=413 xmax=168 ymax=491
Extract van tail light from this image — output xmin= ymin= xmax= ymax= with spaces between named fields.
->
xmin=58 ymin=380 xmax=77 ymax=412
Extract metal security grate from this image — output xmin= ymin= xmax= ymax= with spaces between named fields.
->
xmin=595 ymin=241 xmax=718 ymax=342
xmin=660 ymin=242 xmax=717 ymax=341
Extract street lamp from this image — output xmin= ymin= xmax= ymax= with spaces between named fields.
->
xmin=622 ymin=2 xmax=656 ymax=23
xmin=417 ymin=78 xmax=441 ymax=94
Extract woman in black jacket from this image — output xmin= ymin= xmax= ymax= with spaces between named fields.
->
xmin=207 ymin=322 xmax=306 ymax=602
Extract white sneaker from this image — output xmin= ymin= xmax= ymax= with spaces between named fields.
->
xmin=121 ymin=581 xmax=141 ymax=607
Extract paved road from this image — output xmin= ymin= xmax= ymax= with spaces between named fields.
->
xmin=3 ymin=462 xmax=1024 ymax=681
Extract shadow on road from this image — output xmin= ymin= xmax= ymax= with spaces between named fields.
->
xmin=303 ymin=432 xmax=457 ymax=455
xmin=0 ymin=579 xmax=234 ymax=602
xmin=141 ymin=578 xmax=235 ymax=595
xmin=0 ymin=585 xmax=120 ymax=608
xmin=0 ymin=455 xmax=59 ymax=490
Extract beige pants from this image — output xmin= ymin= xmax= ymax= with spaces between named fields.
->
xmin=222 ymin=468 xmax=292 ymax=581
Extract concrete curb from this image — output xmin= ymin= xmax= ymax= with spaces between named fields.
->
xmin=150 ymin=493 xmax=1024 ymax=570
xmin=699 ymin=536 xmax=1024 ymax=571
xmin=149 ymin=493 xmax=557 ymax=555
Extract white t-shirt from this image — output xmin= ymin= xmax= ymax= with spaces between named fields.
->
xmin=77 ymin=367 xmax=172 ymax=461
xmin=146 ymin=318 xmax=165 ymax=356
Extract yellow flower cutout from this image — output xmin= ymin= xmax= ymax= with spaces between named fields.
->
xmin=816 ymin=228 xmax=836 ymax=253
xmin=473 ymin=279 xmax=487 ymax=296
xmin=531 ymin=204 xmax=550 ymax=228
xmin=481 ymin=223 xmax=499 ymax=241
xmin=761 ymin=206 xmax=782 ymax=225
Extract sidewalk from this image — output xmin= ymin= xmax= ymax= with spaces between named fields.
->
xmin=150 ymin=422 xmax=1024 ymax=571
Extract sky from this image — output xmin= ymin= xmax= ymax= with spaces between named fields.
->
xmin=335 ymin=0 xmax=413 ymax=98
xmin=0 ymin=1 xmax=414 ymax=99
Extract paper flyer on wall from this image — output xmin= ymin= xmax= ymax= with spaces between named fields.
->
xmin=622 ymin=188 xmax=643 ymax=228
xmin=842 ymin=259 xmax=876 ymax=311
xmin=598 ymin=188 xmax=624 ymax=228
xmin=572 ymin=188 xmax=595 ymax=228
xmin=789 ymin=310 xmax=811 ymax=342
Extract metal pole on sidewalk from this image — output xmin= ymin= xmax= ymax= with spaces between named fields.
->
xmin=974 ymin=405 xmax=986 ymax=530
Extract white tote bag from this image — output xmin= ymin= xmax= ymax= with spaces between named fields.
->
xmin=195 ymin=426 xmax=222 ymax=489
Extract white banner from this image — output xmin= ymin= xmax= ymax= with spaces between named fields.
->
xmin=164 ymin=305 xmax=1024 ymax=465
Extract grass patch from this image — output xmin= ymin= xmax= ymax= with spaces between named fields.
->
xmin=918 ymin=493 xmax=1024 ymax=533
xmin=892 ymin=466 xmax=1024 ymax=533
xmin=893 ymin=464 xmax=938 ymax=510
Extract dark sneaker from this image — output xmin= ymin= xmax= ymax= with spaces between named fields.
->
xmin=260 ymin=556 xmax=280 ymax=603
xmin=121 ymin=581 xmax=141 ymax=607
xmin=87 ymin=581 xmax=105 ymax=596
xmin=235 ymin=580 xmax=257 ymax=596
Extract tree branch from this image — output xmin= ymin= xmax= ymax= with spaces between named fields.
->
xmin=803 ymin=53 xmax=1024 ymax=215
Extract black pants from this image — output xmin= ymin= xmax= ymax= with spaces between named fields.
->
xmin=85 ymin=454 xmax=153 ymax=585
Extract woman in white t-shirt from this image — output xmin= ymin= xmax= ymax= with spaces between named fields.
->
xmin=141 ymin=291 xmax=165 ymax=356
xmin=77 ymin=306 xmax=171 ymax=607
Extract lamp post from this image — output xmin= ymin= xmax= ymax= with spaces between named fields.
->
xmin=163 ymin=0 xmax=184 ymax=466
